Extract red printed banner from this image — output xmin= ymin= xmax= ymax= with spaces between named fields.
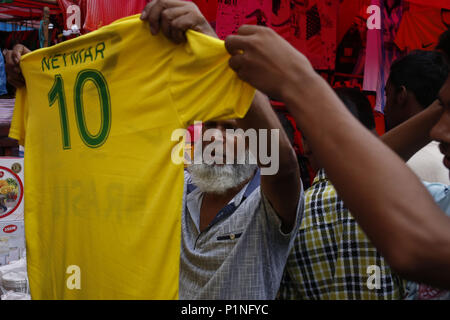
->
xmin=395 ymin=3 xmax=448 ymax=52
xmin=83 ymin=0 xmax=149 ymax=31
xmin=191 ymin=0 xmax=218 ymax=22
xmin=405 ymin=0 xmax=450 ymax=10
xmin=214 ymin=0 xmax=338 ymax=70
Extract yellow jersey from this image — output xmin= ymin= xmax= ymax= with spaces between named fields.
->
xmin=10 ymin=14 xmax=255 ymax=299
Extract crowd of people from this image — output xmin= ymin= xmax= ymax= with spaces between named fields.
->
xmin=2 ymin=0 xmax=450 ymax=299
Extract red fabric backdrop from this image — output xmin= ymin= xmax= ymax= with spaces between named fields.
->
xmin=406 ymin=0 xmax=450 ymax=10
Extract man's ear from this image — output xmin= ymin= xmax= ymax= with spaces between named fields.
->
xmin=396 ymin=85 xmax=408 ymax=107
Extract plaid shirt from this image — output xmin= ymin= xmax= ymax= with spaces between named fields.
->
xmin=278 ymin=169 xmax=406 ymax=300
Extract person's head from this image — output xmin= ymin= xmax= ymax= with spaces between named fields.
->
xmin=336 ymin=88 xmax=377 ymax=135
xmin=430 ymin=75 xmax=450 ymax=176
xmin=436 ymin=29 xmax=450 ymax=62
xmin=384 ymin=50 xmax=449 ymax=131
xmin=303 ymin=88 xmax=376 ymax=171
xmin=187 ymin=120 xmax=258 ymax=194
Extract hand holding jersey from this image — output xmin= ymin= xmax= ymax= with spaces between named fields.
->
xmin=140 ymin=0 xmax=218 ymax=43
xmin=4 ymin=44 xmax=30 ymax=88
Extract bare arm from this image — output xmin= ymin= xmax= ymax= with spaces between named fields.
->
xmin=225 ymin=25 xmax=450 ymax=288
xmin=236 ymin=91 xmax=301 ymax=233
xmin=381 ymin=100 xmax=443 ymax=161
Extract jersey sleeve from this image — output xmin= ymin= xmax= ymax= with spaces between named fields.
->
xmin=9 ymin=87 xmax=28 ymax=146
xmin=169 ymin=30 xmax=256 ymax=127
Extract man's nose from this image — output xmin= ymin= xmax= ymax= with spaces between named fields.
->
xmin=210 ymin=130 xmax=225 ymax=143
xmin=430 ymin=112 xmax=450 ymax=144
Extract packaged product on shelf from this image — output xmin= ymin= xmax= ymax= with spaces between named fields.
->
xmin=0 ymin=258 xmax=30 ymax=300
xmin=1 ymin=291 xmax=31 ymax=300
xmin=0 ymin=158 xmax=24 ymax=222
xmin=0 ymin=220 xmax=25 ymax=266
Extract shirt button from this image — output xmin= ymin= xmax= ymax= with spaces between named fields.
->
xmin=230 ymin=234 xmax=235 ymax=240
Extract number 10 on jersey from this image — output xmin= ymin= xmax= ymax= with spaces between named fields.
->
xmin=48 ymin=69 xmax=111 ymax=149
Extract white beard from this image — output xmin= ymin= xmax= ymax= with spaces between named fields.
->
xmin=187 ymin=162 xmax=258 ymax=194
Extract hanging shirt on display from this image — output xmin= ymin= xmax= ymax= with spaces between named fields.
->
xmin=9 ymin=14 xmax=255 ymax=299
xmin=395 ymin=3 xmax=448 ymax=52
xmin=0 ymin=52 xmax=7 ymax=95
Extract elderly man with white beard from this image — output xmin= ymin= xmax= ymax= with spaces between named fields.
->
xmin=181 ymin=90 xmax=303 ymax=300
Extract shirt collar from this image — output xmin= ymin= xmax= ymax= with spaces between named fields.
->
xmin=186 ymin=169 xmax=260 ymax=233
xmin=312 ymin=168 xmax=328 ymax=185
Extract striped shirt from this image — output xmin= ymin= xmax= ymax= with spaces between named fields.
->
xmin=180 ymin=170 xmax=304 ymax=299
xmin=278 ymin=169 xmax=406 ymax=300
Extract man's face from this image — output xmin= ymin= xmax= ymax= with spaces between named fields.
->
xmin=187 ymin=120 xmax=257 ymax=194
xmin=384 ymin=80 xmax=403 ymax=131
xmin=430 ymin=76 xmax=450 ymax=175
xmin=201 ymin=120 xmax=244 ymax=165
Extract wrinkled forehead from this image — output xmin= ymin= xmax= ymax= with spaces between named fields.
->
xmin=203 ymin=120 xmax=239 ymax=130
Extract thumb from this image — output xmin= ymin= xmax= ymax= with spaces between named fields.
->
xmin=12 ymin=45 xmax=30 ymax=64
xmin=13 ymin=53 xmax=20 ymax=64
xmin=225 ymin=35 xmax=248 ymax=56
